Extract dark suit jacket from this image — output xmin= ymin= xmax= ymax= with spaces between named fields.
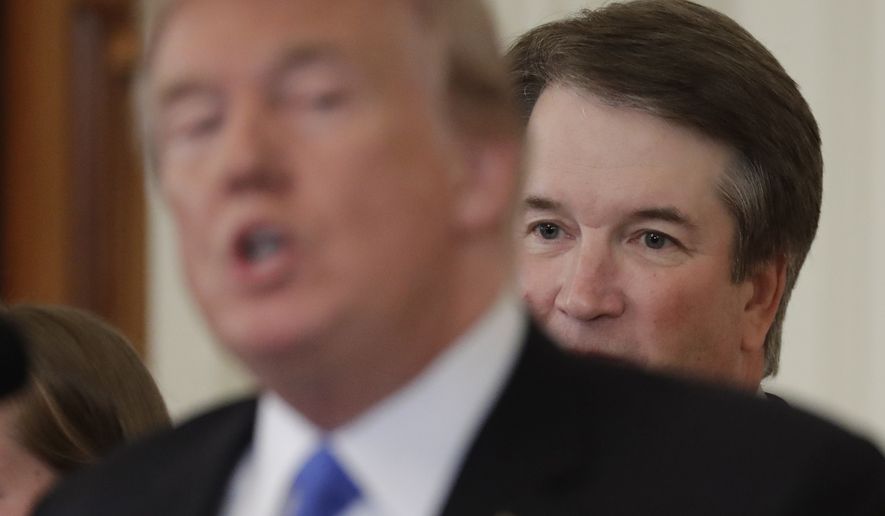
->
xmin=764 ymin=391 xmax=789 ymax=405
xmin=36 ymin=324 xmax=885 ymax=515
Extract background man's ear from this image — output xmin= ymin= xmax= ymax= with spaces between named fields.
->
xmin=741 ymin=254 xmax=787 ymax=352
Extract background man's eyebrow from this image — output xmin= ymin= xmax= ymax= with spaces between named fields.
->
xmin=523 ymin=196 xmax=562 ymax=211
xmin=630 ymin=207 xmax=698 ymax=229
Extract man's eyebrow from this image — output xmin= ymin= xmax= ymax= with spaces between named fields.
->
xmin=157 ymin=81 xmax=216 ymax=111
xmin=268 ymin=45 xmax=346 ymax=80
xmin=628 ymin=207 xmax=698 ymax=230
xmin=156 ymin=47 xmax=345 ymax=109
xmin=523 ymin=195 xmax=562 ymax=212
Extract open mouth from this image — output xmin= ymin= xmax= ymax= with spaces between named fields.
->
xmin=236 ymin=226 xmax=290 ymax=265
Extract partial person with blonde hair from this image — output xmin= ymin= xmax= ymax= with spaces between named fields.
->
xmin=0 ymin=304 xmax=169 ymax=516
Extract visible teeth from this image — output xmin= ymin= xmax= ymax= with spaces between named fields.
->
xmin=244 ymin=229 xmax=283 ymax=262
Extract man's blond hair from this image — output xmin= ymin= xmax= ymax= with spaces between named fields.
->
xmin=135 ymin=0 xmax=520 ymax=171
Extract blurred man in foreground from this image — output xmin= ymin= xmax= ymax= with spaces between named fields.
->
xmin=37 ymin=0 xmax=885 ymax=514
xmin=511 ymin=0 xmax=820 ymax=394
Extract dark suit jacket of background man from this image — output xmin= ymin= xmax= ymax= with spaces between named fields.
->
xmin=36 ymin=325 xmax=885 ymax=515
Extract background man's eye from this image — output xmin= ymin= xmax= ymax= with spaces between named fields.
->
xmin=536 ymin=223 xmax=561 ymax=240
xmin=644 ymin=232 xmax=668 ymax=249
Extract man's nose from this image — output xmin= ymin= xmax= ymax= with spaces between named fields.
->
xmin=214 ymin=100 xmax=289 ymax=195
xmin=554 ymin=239 xmax=626 ymax=321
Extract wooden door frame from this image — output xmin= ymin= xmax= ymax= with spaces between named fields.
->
xmin=1 ymin=0 xmax=146 ymax=352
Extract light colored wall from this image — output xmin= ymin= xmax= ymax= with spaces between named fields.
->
xmin=710 ymin=0 xmax=885 ymax=448
xmin=148 ymin=0 xmax=885 ymax=446
xmin=147 ymin=187 xmax=253 ymax=418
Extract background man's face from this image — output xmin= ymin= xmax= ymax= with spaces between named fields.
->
xmin=149 ymin=0 xmax=462 ymax=366
xmin=520 ymin=84 xmax=758 ymax=386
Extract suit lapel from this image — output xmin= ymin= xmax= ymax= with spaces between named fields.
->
xmin=164 ymin=399 xmax=258 ymax=516
xmin=439 ymin=323 xmax=597 ymax=516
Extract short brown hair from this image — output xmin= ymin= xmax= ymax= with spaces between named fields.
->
xmin=508 ymin=0 xmax=822 ymax=376
xmin=3 ymin=304 xmax=170 ymax=472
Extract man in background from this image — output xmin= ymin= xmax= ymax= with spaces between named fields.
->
xmin=37 ymin=0 xmax=885 ymax=514
xmin=511 ymin=0 xmax=820 ymax=394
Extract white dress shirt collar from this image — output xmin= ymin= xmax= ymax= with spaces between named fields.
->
xmin=222 ymin=292 xmax=526 ymax=516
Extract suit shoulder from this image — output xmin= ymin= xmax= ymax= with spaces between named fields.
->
xmin=525 ymin=330 xmax=876 ymax=449
xmin=488 ymin=330 xmax=885 ymax=512
xmin=35 ymin=398 xmax=257 ymax=516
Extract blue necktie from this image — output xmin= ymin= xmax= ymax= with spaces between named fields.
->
xmin=286 ymin=444 xmax=361 ymax=516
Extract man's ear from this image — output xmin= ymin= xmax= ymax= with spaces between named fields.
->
xmin=451 ymin=134 xmax=522 ymax=234
xmin=741 ymin=255 xmax=787 ymax=352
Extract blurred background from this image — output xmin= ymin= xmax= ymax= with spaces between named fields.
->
xmin=2 ymin=0 xmax=884 ymax=447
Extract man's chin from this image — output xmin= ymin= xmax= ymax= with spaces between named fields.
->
xmin=572 ymin=345 xmax=645 ymax=366
xmin=213 ymin=316 xmax=317 ymax=361
xmin=205 ymin=296 xmax=326 ymax=349
xmin=549 ymin=332 xmax=647 ymax=365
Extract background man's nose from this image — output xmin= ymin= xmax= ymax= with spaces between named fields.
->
xmin=555 ymin=242 xmax=625 ymax=321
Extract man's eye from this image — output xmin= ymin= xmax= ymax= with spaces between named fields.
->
xmin=534 ymin=223 xmax=562 ymax=240
xmin=643 ymin=231 xmax=670 ymax=250
xmin=311 ymin=91 xmax=347 ymax=111
xmin=163 ymin=105 xmax=222 ymax=140
xmin=185 ymin=115 xmax=222 ymax=138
